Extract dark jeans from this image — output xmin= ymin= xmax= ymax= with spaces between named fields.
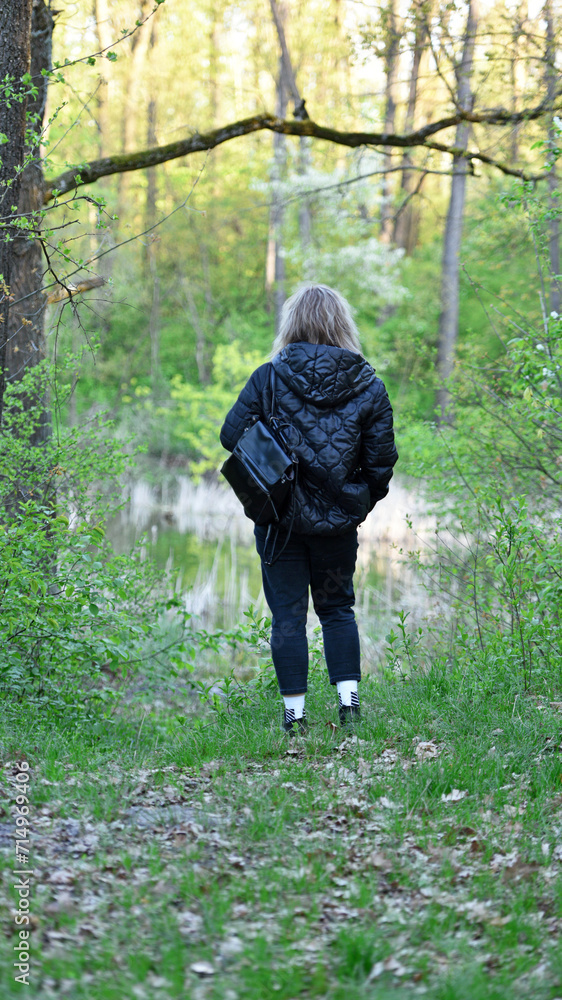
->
xmin=254 ymin=525 xmax=361 ymax=696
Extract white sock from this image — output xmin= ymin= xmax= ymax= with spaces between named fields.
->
xmin=337 ymin=680 xmax=359 ymax=707
xmin=283 ymin=694 xmax=305 ymax=721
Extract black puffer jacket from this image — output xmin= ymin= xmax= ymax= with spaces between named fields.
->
xmin=220 ymin=342 xmax=398 ymax=535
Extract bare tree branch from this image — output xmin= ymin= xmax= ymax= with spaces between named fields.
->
xmin=46 ymin=276 xmax=105 ymax=304
xmin=45 ymin=96 xmax=561 ymax=201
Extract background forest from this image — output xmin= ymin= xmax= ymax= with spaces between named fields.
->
xmin=43 ymin=0 xmax=556 ymax=462
xmin=3 ymin=2 xmax=562 ymax=997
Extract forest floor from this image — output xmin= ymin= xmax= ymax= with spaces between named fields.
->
xmin=2 ymin=667 xmax=562 ymax=1000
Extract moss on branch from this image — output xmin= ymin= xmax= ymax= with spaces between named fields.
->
xmin=45 ymin=100 xmax=560 ymax=202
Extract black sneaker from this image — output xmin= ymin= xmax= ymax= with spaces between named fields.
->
xmin=339 ymin=704 xmax=361 ymax=728
xmin=282 ymin=715 xmax=308 ymax=737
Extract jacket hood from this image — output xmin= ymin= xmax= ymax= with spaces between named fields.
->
xmin=272 ymin=342 xmax=375 ymax=408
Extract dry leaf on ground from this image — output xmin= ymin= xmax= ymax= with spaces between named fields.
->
xmin=414 ymin=740 xmax=440 ymax=761
xmin=441 ymin=789 xmax=468 ymax=802
xmin=190 ymin=961 xmax=215 ymax=976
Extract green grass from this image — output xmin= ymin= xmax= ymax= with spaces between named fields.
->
xmin=1 ymin=659 xmax=562 ymax=999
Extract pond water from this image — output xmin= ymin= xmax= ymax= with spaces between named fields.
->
xmin=106 ymin=473 xmax=434 ymax=670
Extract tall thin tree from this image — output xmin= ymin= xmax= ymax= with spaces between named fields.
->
xmin=436 ymin=0 xmax=479 ymax=424
xmin=380 ymin=0 xmax=401 ymax=243
xmin=265 ymin=1 xmax=290 ymax=331
xmin=393 ymin=1 xmax=428 ymax=253
xmin=545 ymin=0 xmax=560 ymax=314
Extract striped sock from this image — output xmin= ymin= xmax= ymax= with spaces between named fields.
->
xmin=338 ymin=682 xmax=360 ymax=727
xmin=283 ymin=694 xmax=307 ymax=734
xmin=283 ymin=693 xmax=305 ymax=721
xmin=283 ymin=705 xmax=308 ymax=727
xmin=337 ymin=680 xmax=359 ymax=709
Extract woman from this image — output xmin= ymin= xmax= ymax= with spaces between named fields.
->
xmin=220 ymin=284 xmax=398 ymax=734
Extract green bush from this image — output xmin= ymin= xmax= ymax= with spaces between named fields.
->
xmin=401 ymin=175 xmax=562 ymax=693
xmin=0 ymin=361 xmax=190 ymax=715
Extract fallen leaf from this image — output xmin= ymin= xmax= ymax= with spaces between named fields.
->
xmin=502 ymin=860 xmax=541 ymax=882
xmin=490 ymin=850 xmax=518 ymax=870
xmin=458 ymin=900 xmax=491 ymax=920
xmin=368 ymin=955 xmax=408 ymax=980
xmin=219 ymin=936 xmax=244 ymax=959
xmin=43 ymin=929 xmax=76 ymax=945
xmin=367 ymin=851 xmax=392 ymax=871
xmin=146 ymin=975 xmax=171 ymax=988
xmin=441 ymin=789 xmax=468 ymax=802
xmin=470 ymin=838 xmax=485 ymax=853
xmin=47 ymin=869 xmax=75 ymax=885
xmin=177 ymin=910 xmax=203 ymax=935
xmin=44 ymin=892 xmax=75 ymax=915
xmin=414 ymin=740 xmax=440 ymax=761
xmin=227 ymin=855 xmax=246 ymax=869
xmin=190 ymin=961 xmax=215 ymax=977
xmin=379 ymin=796 xmax=400 ymax=810
xmin=299 ymin=937 xmax=324 ymax=952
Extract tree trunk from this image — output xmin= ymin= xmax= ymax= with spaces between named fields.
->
xmin=545 ymin=0 xmax=560 ymax=314
xmin=380 ymin=0 xmax=400 ymax=243
xmin=209 ymin=0 xmax=220 ymax=124
xmin=90 ymin=0 xmax=116 ymax=347
xmin=118 ymin=0 xmax=151 ymax=202
xmin=182 ymin=278 xmax=210 ymax=385
xmin=508 ymin=2 xmax=527 ymax=164
xmin=1 ymin=1 xmax=52 ymax=449
xmin=271 ymin=63 xmax=288 ymax=332
xmin=0 ymin=0 xmax=34 ymax=428
xmin=93 ymin=0 xmax=113 ymax=156
xmin=436 ymin=0 xmax=478 ymax=425
xmin=145 ymin=23 xmax=161 ymax=389
xmin=265 ymin=12 xmax=289 ymax=330
xmin=393 ymin=3 xmax=427 ymax=252
xmin=268 ymin=0 xmax=311 ymax=250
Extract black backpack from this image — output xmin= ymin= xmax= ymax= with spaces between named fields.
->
xmin=221 ymin=368 xmax=298 ymax=564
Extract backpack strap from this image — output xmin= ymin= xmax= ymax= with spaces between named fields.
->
xmin=262 ymin=364 xmax=299 ymax=566
xmin=263 ymin=459 xmax=299 ymax=566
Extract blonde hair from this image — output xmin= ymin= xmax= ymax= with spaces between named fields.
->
xmin=271 ymin=284 xmax=362 ymax=356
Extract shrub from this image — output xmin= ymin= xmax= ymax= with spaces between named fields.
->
xmin=0 ymin=361 xmax=190 ymax=716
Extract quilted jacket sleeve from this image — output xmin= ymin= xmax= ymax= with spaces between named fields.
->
xmin=359 ymin=378 xmax=398 ymax=507
xmin=220 ymin=363 xmax=270 ymax=452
